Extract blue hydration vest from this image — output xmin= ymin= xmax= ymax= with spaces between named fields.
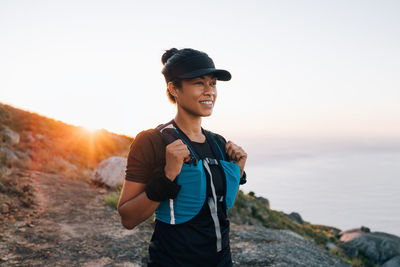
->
xmin=154 ymin=120 xmax=241 ymax=252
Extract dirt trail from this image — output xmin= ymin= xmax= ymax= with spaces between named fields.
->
xmin=1 ymin=170 xmax=153 ymax=266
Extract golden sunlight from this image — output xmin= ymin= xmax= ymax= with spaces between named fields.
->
xmin=81 ymin=126 xmax=99 ymax=134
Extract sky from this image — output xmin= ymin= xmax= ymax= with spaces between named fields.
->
xmin=1 ymin=0 xmax=400 ymax=145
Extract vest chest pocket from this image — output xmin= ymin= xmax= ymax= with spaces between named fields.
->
xmin=219 ymin=160 xmax=241 ymax=210
xmin=174 ymin=161 xmax=207 ymax=222
xmin=155 ymin=161 xmax=207 ymax=224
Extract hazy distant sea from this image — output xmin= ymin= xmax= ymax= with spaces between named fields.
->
xmin=243 ymin=147 xmax=400 ymax=237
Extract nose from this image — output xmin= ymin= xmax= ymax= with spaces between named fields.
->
xmin=204 ymin=82 xmax=216 ymax=96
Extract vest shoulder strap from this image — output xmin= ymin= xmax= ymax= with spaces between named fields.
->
xmin=203 ymin=130 xmax=227 ymax=161
xmin=154 ymin=120 xmax=228 ymax=162
xmin=154 ymin=119 xmax=180 ymax=145
xmin=155 ymin=120 xmax=199 ymax=165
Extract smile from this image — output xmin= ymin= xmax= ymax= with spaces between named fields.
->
xmin=199 ymin=101 xmax=213 ymax=105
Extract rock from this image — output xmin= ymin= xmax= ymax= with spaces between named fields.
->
xmin=230 ymin=223 xmax=349 ymax=266
xmin=383 ymin=255 xmax=400 ymax=267
xmin=254 ymin=195 xmax=270 ymax=209
xmin=0 ymin=146 xmax=19 ymax=164
xmin=0 ymin=167 xmax=12 ymax=176
xmin=341 ymin=229 xmax=400 ymax=265
xmin=23 ymin=131 xmax=35 ymax=142
xmin=1 ymin=204 xmax=9 ymax=213
xmin=1 ymin=128 xmax=20 ymax=145
xmin=285 ymin=212 xmax=304 ymax=224
xmin=91 ymin=156 xmax=127 ymax=188
xmin=13 ymin=150 xmax=31 ymax=161
xmin=338 ymin=226 xmax=370 ymax=242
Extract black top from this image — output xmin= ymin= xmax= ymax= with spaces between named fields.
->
xmin=125 ymin=129 xmax=233 ymax=267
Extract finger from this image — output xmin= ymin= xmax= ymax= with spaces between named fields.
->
xmin=231 ymin=147 xmax=245 ymax=162
xmin=232 ymin=151 xmax=241 ymax=162
xmin=225 ymin=143 xmax=231 ymax=155
xmin=170 ymin=139 xmax=185 ymax=147
xmin=225 ymin=141 xmax=232 ymax=153
xmin=183 ymin=154 xmax=191 ymax=162
xmin=166 ymin=140 xmax=183 ymax=150
xmin=176 ymin=147 xmax=190 ymax=157
xmin=235 ymin=152 xmax=246 ymax=162
xmin=227 ymin=147 xmax=234 ymax=160
xmin=174 ymin=144 xmax=190 ymax=151
xmin=226 ymin=142 xmax=235 ymax=159
xmin=234 ymin=148 xmax=245 ymax=160
xmin=229 ymin=148 xmax=238 ymax=161
xmin=228 ymin=144 xmax=240 ymax=160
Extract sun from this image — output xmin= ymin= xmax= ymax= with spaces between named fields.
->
xmin=81 ymin=126 xmax=99 ymax=134
xmin=79 ymin=126 xmax=99 ymax=135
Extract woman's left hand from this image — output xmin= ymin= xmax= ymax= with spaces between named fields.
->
xmin=225 ymin=141 xmax=247 ymax=177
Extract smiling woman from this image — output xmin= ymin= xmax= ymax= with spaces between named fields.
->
xmin=117 ymin=48 xmax=247 ymax=267
xmin=169 ymin=75 xmax=218 ymax=119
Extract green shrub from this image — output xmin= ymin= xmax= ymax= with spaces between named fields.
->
xmin=103 ymin=185 xmax=122 ymax=209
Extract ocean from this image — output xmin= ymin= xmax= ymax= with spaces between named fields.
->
xmin=242 ymin=144 xmax=400 ymax=237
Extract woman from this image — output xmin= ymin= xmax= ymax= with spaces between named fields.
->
xmin=117 ymin=48 xmax=247 ymax=266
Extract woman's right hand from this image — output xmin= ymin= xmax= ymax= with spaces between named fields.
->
xmin=164 ymin=139 xmax=191 ymax=181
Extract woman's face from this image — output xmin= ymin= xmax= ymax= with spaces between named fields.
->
xmin=172 ymin=74 xmax=217 ymax=117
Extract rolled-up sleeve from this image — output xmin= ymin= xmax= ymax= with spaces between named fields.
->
xmin=125 ymin=130 xmax=156 ymax=183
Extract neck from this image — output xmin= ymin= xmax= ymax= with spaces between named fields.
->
xmin=174 ymin=109 xmax=203 ymax=138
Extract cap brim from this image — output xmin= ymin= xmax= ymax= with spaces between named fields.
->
xmin=177 ymin=68 xmax=231 ymax=81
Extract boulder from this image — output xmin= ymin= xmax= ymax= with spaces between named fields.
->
xmin=14 ymin=150 xmax=31 ymax=161
xmin=0 ymin=146 xmax=19 ymax=164
xmin=230 ymin=223 xmax=350 ymax=266
xmin=22 ymin=131 xmax=35 ymax=142
xmin=383 ymin=255 xmax=400 ymax=267
xmin=0 ymin=167 xmax=12 ymax=176
xmin=254 ymin=195 xmax=270 ymax=209
xmin=285 ymin=211 xmax=304 ymax=224
xmin=338 ymin=226 xmax=370 ymax=242
xmin=91 ymin=156 xmax=126 ymax=188
xmin=1 ymin=128 xmax=20 ymax=145
xmin=340 ymin=228 xmax=400 ymax=265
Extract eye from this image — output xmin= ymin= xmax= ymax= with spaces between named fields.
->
xmin=195 ymin=81 xmax=204 ymax=85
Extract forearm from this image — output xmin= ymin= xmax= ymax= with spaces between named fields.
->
xmin=118 ymin=191 xmax=160 ymax=229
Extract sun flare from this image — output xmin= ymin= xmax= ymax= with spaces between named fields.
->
xmin=81 ymin=126 xmax=98 ymax=134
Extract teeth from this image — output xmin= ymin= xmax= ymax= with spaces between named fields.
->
xmin=200 ymin=101 xmax=213 ymax=104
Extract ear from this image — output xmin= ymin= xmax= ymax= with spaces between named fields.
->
xmin=167 ymin=82 xmax=178 ymax=98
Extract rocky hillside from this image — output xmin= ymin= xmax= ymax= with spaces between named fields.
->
xmin=1 ymin=102 xmax=399 ymax=266
xmin=0 ymin=102 xmax=132 ymax=180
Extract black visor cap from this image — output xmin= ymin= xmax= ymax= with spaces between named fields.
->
xmin=166 ymin=54 xmax=231 ymax=81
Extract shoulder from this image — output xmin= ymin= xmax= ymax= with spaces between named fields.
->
xmin=125 ymin=128 xmax=165 ymax=183
xmin=127 ymin=128 xmax=165 ymax=165
xmin=129 ymin=129 xmax=163 ymax=151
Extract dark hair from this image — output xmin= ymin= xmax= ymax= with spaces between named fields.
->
xmin=162 ymin=48 xmax=183 ymax=103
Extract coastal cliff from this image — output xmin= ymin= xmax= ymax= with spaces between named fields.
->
xmin=1 ymin=102 xmax=398 ymax=266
